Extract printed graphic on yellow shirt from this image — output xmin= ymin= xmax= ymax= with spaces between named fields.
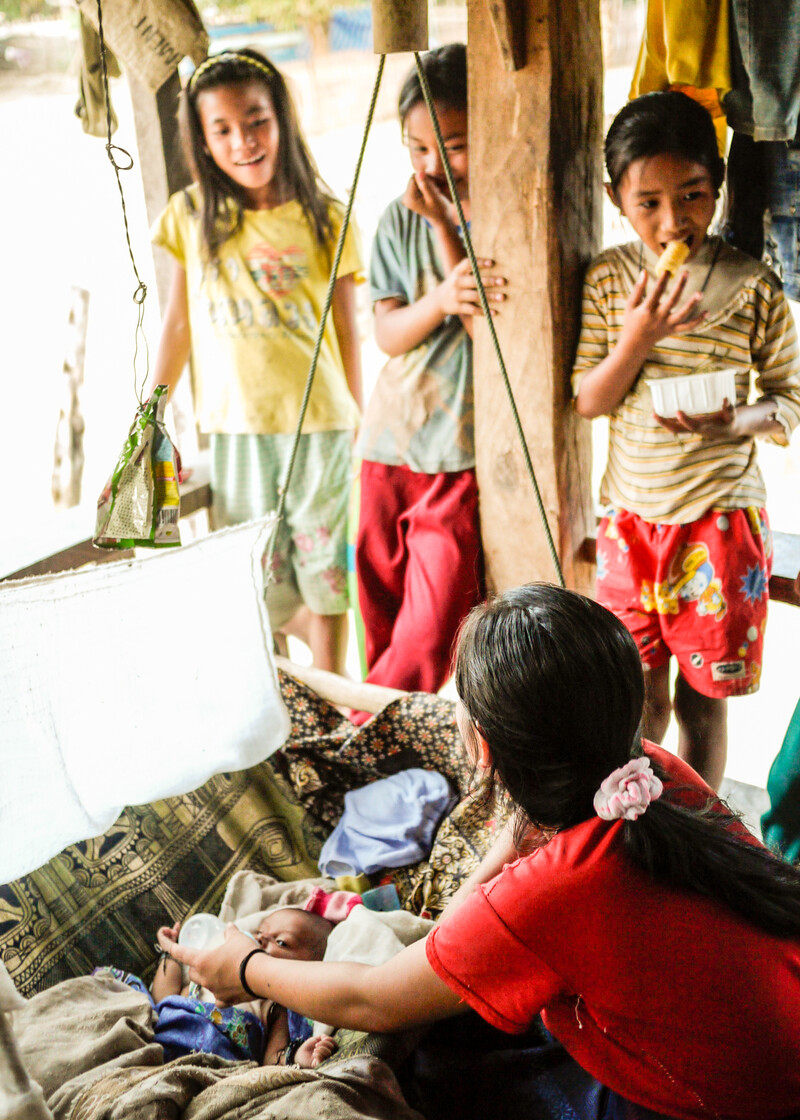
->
xmin=246 ymin=243 xmax=308 ymax=296
xmin=656 ymin=542 xmax=727 ymax=621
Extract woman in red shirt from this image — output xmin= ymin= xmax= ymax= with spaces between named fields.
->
xmin=165 ymin=584 xmax=800 ymax=1120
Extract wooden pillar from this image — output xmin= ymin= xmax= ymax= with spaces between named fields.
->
xmin=51 ymin=286 xmax=89 ymax=509
xmin=128 ymin=70 xmax=199 ymax=456
xmin=469 ymin=0 xmax=602 ymax=595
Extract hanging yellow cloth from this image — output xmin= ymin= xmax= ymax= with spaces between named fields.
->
xmin=629 ymin=0 xmax=730 ymax=154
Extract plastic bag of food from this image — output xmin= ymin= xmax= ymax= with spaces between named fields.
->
xmin=94 ymin=385 xmax=181 ymax=549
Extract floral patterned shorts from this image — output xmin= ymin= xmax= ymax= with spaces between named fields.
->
xmin=596 ymin=506 xmax=772 ymax=698
xmin=211 ymin=429 xmax=353 ymax=627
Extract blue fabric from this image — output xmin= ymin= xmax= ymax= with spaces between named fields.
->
xmin=154 ymin=995 xmax=265 ymax=1063
xmin=93 ymin=967 xmax=264 ymax=1063
xmin=318 ymin=768 xmax=454 ymax=877
xmin=764 ymin=145 xmax=800 ymax=300
xmin=401 ymin=1013 xmax=681 ymax=1120
xmin=726 ymin=0 xmax=800 ymax=141
xmin=762 ymin=697 xmax=800 ymax=861
xmin=722 ymin=133 xmax=800 ymax=301
xmin=287 ymin=1008 xmax=313 ymax=1043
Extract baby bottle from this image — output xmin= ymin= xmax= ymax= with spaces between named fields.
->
xmin=178 ymin=913 xmax=226 ymax=952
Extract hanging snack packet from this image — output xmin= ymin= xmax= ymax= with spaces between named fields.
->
xmin=94 ymin=385 xmax=181 ymax=549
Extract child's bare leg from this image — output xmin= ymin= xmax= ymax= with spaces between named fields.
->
xmin=152 ymin=922 xmax=183 ymax=1002
xmin=673 ymin=672 xmax=727 ymax=790
xmin=151 ymin=956 xmax=183 ymax=1003
xmin=262 ymin=1004 xmax=290 ymax=1066
xmin=282 ymin=605 xmax=312 ymax=646
xmin=641 ymin=662 xmax=672 ymax=744
xmin=308 ymin=612 xmax=348 ymax=675
xmin=274 ymin=605 xmax=312 ymax=658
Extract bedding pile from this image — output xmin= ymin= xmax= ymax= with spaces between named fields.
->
xmin=1 ymin=674 xmax=508 ymax=1118
xmin=10 ymin=974 xmax=424 ymax=1120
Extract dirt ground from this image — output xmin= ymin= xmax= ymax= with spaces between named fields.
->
xmin=1 ymin=42 xmax=798 ymax=792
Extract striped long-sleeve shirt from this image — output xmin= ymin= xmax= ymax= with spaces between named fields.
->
xmin=572 ymin=237 xmax=800 ymax=524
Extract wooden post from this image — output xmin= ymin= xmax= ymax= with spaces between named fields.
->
xmin=128 ymin=69 xmax=199 ymax=458
xmin=469 ymin=0 xmax=602 ymax=595
xmin=51 ymin=286 xmax=89 ymax=509
xmin=371 ymin=0 xmax=428 ymax=53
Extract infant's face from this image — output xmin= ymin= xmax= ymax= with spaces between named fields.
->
xmin=255 ymin=908 xmax=332 ymax=961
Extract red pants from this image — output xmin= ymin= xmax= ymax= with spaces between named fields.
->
xmin=356 ymin=462 xmax=484 ymax=696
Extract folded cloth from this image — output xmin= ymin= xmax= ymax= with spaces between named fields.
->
xmin=0 ymin=518 xmax=290 ymax=882
xmin=318 ymin=769 xmax=455 ymax=877
xmin=304 ymin=886 xmax=363 ymax=923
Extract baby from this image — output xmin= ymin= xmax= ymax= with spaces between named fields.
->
xmin=153 ymin=907 xmax=337 ymax=1067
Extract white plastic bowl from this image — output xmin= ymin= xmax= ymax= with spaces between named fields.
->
xmin=178 ymin=913 xmax=226 ymax=951
xmin=646 ymin=368 xmax=737 ymax=418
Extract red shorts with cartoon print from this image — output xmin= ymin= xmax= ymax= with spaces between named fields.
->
xmin=595 ymin=507 xmax=772 ymax=698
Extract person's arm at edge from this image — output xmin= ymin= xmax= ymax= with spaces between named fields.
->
xmin=164 ymin=929 xmax=465 ymax=1034
xmin=242 ymin=937 xmax=465 ymax=1033
xmin=147 ymin=261 xmax=191 ymax=400
xmin=331 ymin=272 xmax=363 ymax=411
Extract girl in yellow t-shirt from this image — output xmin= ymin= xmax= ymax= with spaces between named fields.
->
xmin=150 ymin=49 xmax=362 ymax=673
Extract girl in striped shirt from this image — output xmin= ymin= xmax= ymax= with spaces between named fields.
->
xmin=573 ymin=91 xmax=800 ymax=789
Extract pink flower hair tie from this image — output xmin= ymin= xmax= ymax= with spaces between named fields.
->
xmin=593 ymin=756 xmax=663 ymax=821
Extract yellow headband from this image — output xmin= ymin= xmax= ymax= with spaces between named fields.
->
xmin=189 ymin=51 xmax=277 ymax=90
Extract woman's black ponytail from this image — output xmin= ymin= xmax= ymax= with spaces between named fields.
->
xmin=455 ymin=584 xmax=800 ymax=939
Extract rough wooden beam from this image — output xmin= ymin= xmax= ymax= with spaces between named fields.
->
xmin=128 ymin=68 xmax=199 ymax=459
xmin=51 ymin=286 xmax=89 ymax=510
xmin=1 ymin=459 xmax=211 ymax=582
xmin=487 ymin=0 xmax=527 ymax=70
xmin=470 ymin=0 xmax=602 ymax=595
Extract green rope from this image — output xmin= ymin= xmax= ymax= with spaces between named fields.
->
xmin=413 ymin=53 xmax=565 ymax=588
xmin=263 ymin=54 xmax=386 ymax=583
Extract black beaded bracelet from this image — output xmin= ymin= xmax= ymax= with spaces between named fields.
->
xmin=239 ymin=947 xmax=267 ymax=998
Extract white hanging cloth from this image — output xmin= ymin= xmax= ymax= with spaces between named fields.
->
xmin=0 ymin=518 xmax=290 ymax=883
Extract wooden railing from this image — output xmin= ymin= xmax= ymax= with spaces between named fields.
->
xmin=1 ymin=461 xmax=211 ymax=582
xmin=3 ymin=454 xmax=798 ymax=608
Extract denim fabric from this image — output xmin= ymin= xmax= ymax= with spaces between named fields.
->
xmin=401 ymin=1012 xmax=681 ymax=1120
xmin=764 ymin=145 xmax=800 ymax=299
xmin=723 ymin=133 xmax=800 ymax=300
xmin=721 ymin=131 xmax=768 ymax=261
xmin=726 ymin=0 xmax=800 ymax=141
